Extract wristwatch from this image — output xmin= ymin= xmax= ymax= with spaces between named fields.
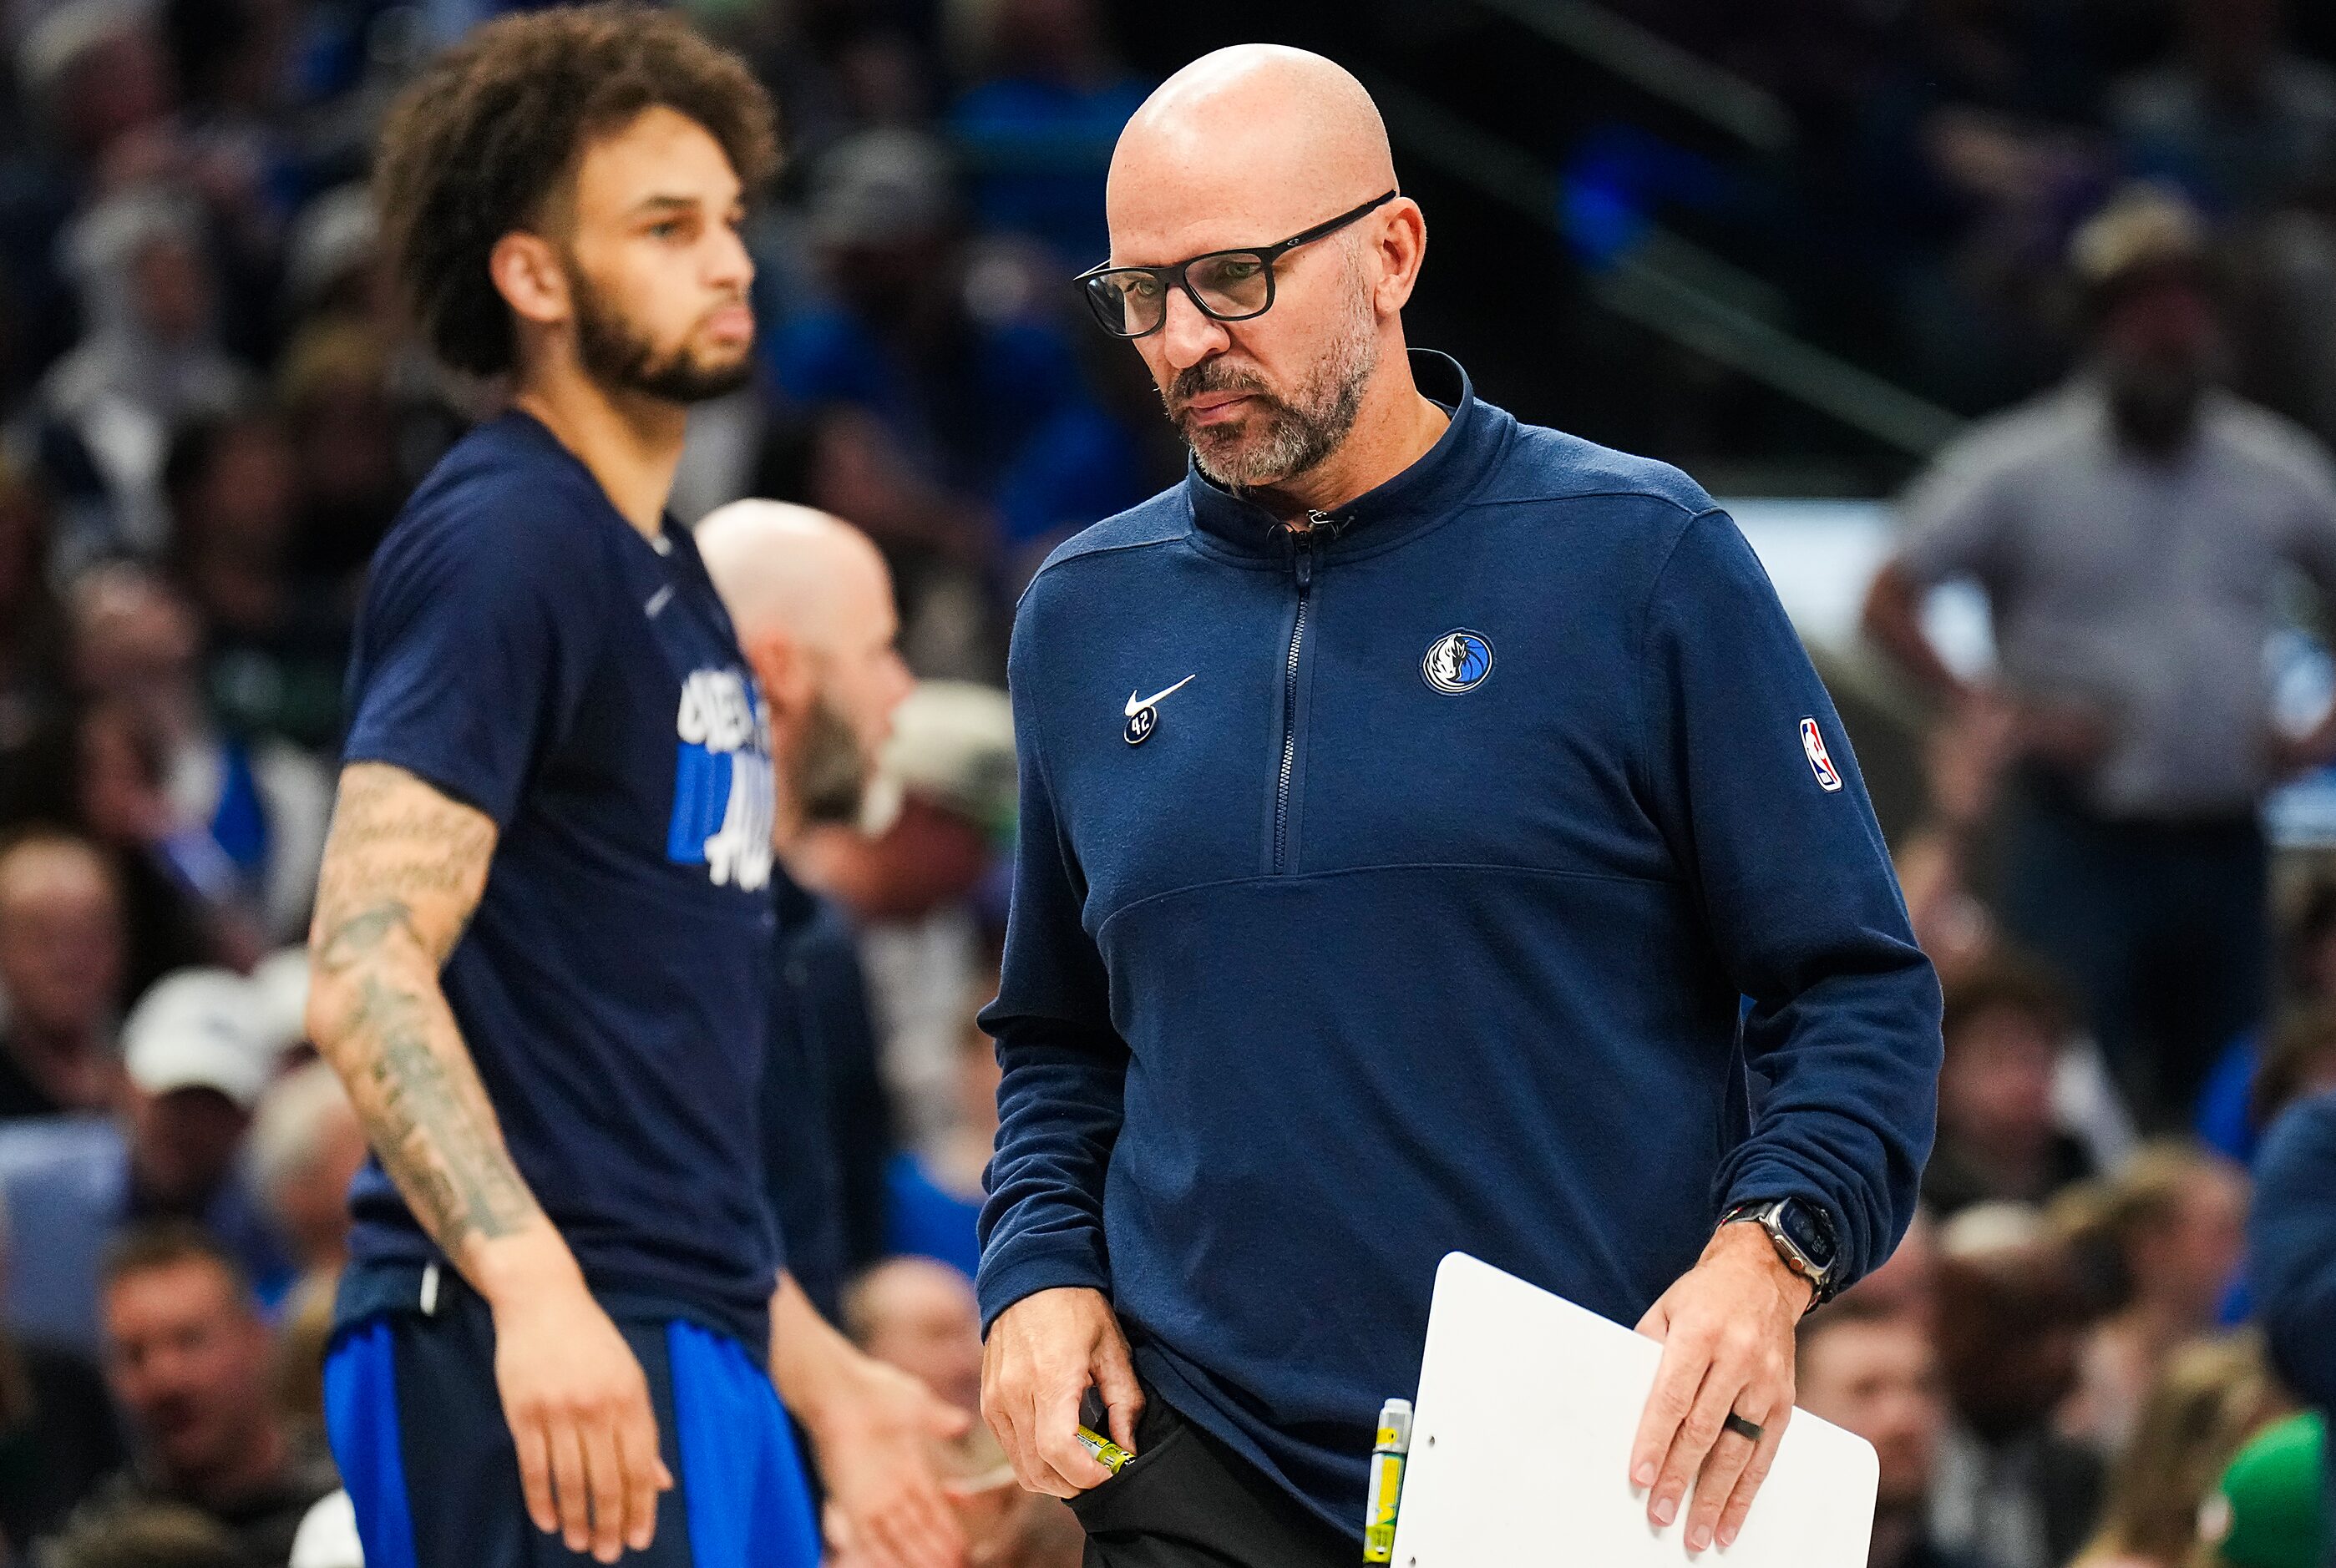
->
xmin=1719 ymin=1196 xmax=1840 ymax=1310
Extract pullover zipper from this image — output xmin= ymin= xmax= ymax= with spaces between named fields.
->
xmin=1273 ymin=512 xmax=1335 ymax=873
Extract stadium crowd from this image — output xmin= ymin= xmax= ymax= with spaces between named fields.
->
xmin=0 ymin=0 xmax=2321 ymax=1565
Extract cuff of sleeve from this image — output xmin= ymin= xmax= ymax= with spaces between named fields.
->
xmin=976 ymin=1234 xmax=1112 ymax=1338
xmin=1718 ymin=1162 xmax=1860 ymax=1287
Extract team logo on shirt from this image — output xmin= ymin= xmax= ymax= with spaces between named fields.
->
xmin=667 ymin=668 xmax=774 ymax=890
xmin=1421 ymin=630 xmax=1494 ymax=695
xmin=1800 ymin=716 xmax=1844 ymax=792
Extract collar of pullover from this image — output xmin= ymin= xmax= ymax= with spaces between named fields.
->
xmin=1182 ymin=350 xmax=1502 ymax=560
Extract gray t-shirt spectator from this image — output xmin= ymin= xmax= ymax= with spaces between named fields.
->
xmin=1896 ymin=380 xmax=2336 ymax=817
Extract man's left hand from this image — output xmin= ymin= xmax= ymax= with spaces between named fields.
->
xmin=1629 ymin=1221 xmax=1812 ymax=1555
xmin=805 ymin=1354 xmax=975 ymax=1568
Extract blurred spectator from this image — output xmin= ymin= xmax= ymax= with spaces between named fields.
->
xmin=66 ymin=564 xmax=328 ymax=946
xmin=799 ymin=679 xmax=1012 ymax=1155
xmin=1925 ymin=956 xmax=2098 ymax=1216
xmin=0 ymin=0 xmax=175 ymax=397
xmin=34 ymin=187 xmax=255 ymax=569
xmin=41 ymin=1500 xmax=252 ymax=1568
xmin=841 ymin=1256 xmax=1081 ymax=1568
xmin=1794 ymin=1296 xmax=1989 ymax=1568
xmin=882 ymin=980 xmax=991 ymax=1279
xmin=697 ymin=498 xmax=912 ymax=1320
xmin=162 ymin=412 xmax=348 ymax=752
xmin=2203 ymin=1410 xmax=2328 ymax=1568
xmin=245 ymin=1059 xmax=358 ymax=1288
xmin=1866 ymin=186 xmax=2336 ymax=1127
xmin=2114 ymin=0 xmax=2336 ymax=217
xmin=74 ymin=1223 xmax=337 ymax=1565
xmin=2241 ymin=1006 xmax=2336 ymax=1143
xmin=276 ymin=316 xmax=409 ymax=590
xmin=0 ymin=1206 xmax=124 ymax=1555
xmin=763 ymin=127 xmax=1149 ymax=670
xmin=0 ymin=459 xmax=59 ymax=748
xmin=0 ymin=695 xmax=249 ymax=992
xmin=2055 ymin=1143 xmax=2251 ymax=1455
xmin=844 ymin=1256 xmax=982 ymax=1417
xmin=2071 ymin=1333 xmax=2289 ymax=1568
xmin=943 ymin=0 xmax=1148 ymax=266
xmin=0 ymin=967 xmax=289 ymax=1353
xmin=2249 ymin=1088 xmax=2336 ymax=1564
xmin=1843 ymin=1205 xmax=1942 ymax=1328
xmin=1930 ymin=1204 xmax=2105 ymax=1568
xmin=0 ymin=829 xmax=126 ymax=1118
xmin=2197 ymin=879 xmax=2336 ymax=1164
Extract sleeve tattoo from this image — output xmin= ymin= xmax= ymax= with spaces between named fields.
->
xmin=308 ymin=762 xmax=545 ymax=1258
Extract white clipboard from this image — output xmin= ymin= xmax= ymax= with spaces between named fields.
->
xmin=1388 ymin=1253 xmax=1878 ymax=1567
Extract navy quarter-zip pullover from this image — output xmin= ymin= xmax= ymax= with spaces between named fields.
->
xmin=977 ymin=352 xmax=1942 ymax=1537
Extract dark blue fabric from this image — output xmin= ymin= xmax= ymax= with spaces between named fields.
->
xmin=339 ymin=411 xmax=780 ymax=1349
xmin=762 ymin=867 xmax=893 ymax=1321
xmin=1998 ymin=777 xmax=2269 ymax=1126
xmin=976 ymin=352 xmax=1942 ymax=1536
xmin=323 ymin=1278 xmax=818 ymax=1567
xmin=2252 ymin=1089 xmax=2336 ymax=1562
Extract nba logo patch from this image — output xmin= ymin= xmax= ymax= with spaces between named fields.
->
xmin=1800 ymin=717 xmax=1843 ymax=792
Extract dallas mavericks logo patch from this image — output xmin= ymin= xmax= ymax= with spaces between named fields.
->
xmin=1421 ymin=630 xmax=1494 ymax=695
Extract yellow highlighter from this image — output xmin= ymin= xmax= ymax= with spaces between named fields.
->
xmin=1362 ymin=1398 xmax=1412 ymax=1563
xmin=1076 ymin=1424 xmax=1132 ymax=1475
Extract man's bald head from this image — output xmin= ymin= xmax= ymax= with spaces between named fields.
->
xmin=1108 ymin=46 xmax=1395 ymax=255
xmin=696 ymin=500 xmax=912 ymax=827
xmin=1101 ymin=47 xmax=1426 ymax=496
xmin=697 ymin=500 xmax=890 ymax=658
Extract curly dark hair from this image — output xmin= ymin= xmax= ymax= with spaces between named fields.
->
xmin=372 ymin=4 xmax=780 ymax=377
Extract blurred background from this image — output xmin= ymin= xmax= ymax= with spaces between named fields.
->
xmin=0 ymin=0 xmax=2331 ymax=1565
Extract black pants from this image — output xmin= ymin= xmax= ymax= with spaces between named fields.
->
xmin=1998 ymin=771 xmax=2269 ymax=1128
xmin=1069 ymin=1393 xmax=1359 ymax=1568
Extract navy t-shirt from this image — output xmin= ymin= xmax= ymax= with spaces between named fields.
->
xmin=338 ymin=412 xmax=780 ymax=1349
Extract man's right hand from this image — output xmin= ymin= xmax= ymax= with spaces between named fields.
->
xmin=981 ymin=1287 xmax=1142 ymax=1499
xmin=489 ymin=1256 xmax=673 ymax=1563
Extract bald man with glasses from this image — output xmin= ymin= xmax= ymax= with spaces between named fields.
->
xmin=976 ymin=45 xmax=1942 ymax=1568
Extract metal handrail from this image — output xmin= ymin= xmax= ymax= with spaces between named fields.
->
xmin=1370 ymin=78 xmax=1967 ymax=458
xmin=1469 ymin=0 xmax=1794 ymax=152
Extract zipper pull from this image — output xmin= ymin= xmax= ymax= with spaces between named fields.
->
xmin=1296 ymin=548 xmax=1313 ymax=589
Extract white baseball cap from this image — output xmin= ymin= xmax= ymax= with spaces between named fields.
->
xmin=122 ymin=969 xmax=277 ymax=1110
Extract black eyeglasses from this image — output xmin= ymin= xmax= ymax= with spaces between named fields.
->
xmin=1076 ymin=190 xmax=1400 ymax=339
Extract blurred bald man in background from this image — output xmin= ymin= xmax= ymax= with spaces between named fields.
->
xmin=699 ymin=500 xmax=968 ymax=1568
xmin=977 ymin=44 xmax=1942 ymax=1567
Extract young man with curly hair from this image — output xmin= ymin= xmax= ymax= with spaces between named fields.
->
xmin=306 ymin=10 xmax=965 ymax=1565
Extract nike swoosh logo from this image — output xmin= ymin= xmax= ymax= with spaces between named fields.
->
xmin=1124 ymin=675 xmax=1197 ymax=717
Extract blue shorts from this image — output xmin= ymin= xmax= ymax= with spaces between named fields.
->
xmin=323 ymin=1272 xmax=820 ymax=1567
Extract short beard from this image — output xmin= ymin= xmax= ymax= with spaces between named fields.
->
xmin=792 ymin=694 xmax=872 ymax=827
xmin=566 ymin=256 xmax=754 ymax=405
xmin=1171 ymin=247 xmax=1378 ymax=489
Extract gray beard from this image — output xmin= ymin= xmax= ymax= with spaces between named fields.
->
xmin=792 ymin=696 xmax=870 ymax=827
xmin=1175 ymin=257 xmax=1379 ymax=489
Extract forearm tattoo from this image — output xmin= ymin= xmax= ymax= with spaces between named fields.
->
xmin=310 ymin=764 xmax=542 ymax=1256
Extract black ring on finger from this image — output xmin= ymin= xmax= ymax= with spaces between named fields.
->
xmin=1722 ymin=1412 xmax=1765 ymax=1444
